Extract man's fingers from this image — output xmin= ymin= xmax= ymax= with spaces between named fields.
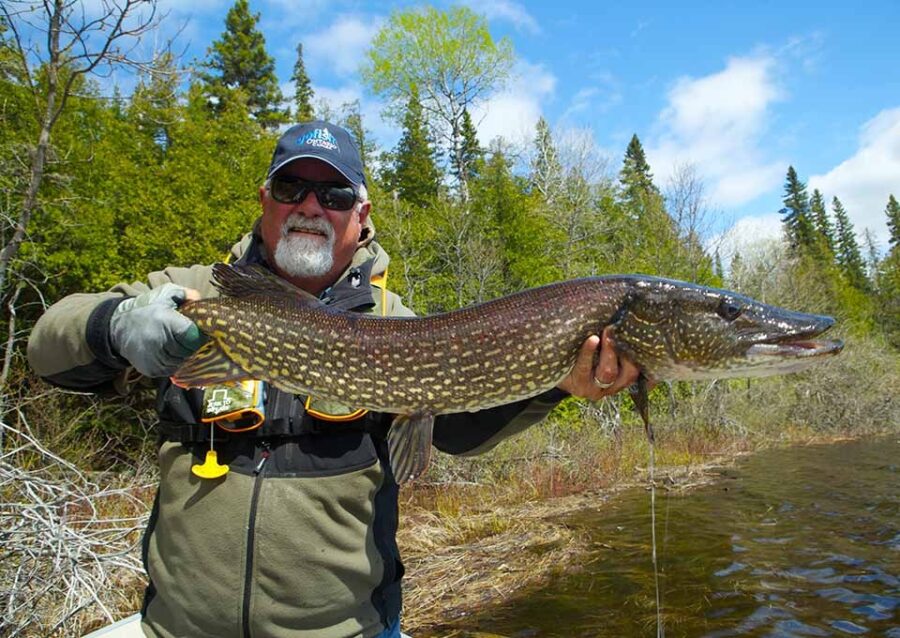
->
xmin=594 ymin=327 xmax=619 ymax=386
xmin=574 ymin=335 xmax=601 ymax=380
xmin=183 ymin=287 xmax=201 ymax=302
xmin=607 ymin=357 xmax=640 ymax=395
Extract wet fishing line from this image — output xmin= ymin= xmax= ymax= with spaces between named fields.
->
xmin=648 ymin=434 xmax=664 ymax=638
xmin=631 ymin=375 xmax=664 ymax=638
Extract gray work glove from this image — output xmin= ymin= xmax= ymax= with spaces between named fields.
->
xmin=109 ymin=283 xmax=207 ymax=378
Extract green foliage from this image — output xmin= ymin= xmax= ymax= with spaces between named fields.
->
xmin=451 ymin=109 xmax=483 ymax=185
xmin=472 ymin=144 xmax=561 ymax=290
xmin=780 ymin=166 xmax=816 ymax=254
xmin=619 ymin=134 xmax=659 ymax=204
xmin=389 ymin=85 xmax=441 ymax=204
xmin=23 ymin=81 xmax=272 ymax=303
xmin=880 ymin=250 xmax=900 ymax=348
xmin=530 ymin=117 xmax=563 ymax=204
xmin=877 ymin=195 xmax=900 ymax=347
xmin=363 ymin=5 xmax=513 ymax=110
xmin=886 ymin=194 xmax=900 ymax=249
xmin=291 ymin=43 xmax=315 ymax=121
xmin=198 ymin=0 xmax=287 ymax=129
xmin=616 ymin=135 xmax=681 ymax=276
xmin=831 ymin=196 xmax=869 ymax=291
xmin=809 ymin=189 xmax=836 ymax=255
xmin=338 ymin=100 xmax=377 ymax=172
xmin=362 ymin=5 xmax=513 ymax=198
xmin=129 ymin=53 xmax=181 ymax=153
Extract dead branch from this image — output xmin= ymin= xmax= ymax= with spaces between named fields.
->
xmin=0 ymin=411 xmax=152 ymax=637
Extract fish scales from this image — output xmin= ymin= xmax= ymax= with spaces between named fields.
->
xmin=188 ymin=277 xmax=630 ymax=415
xmin=176 ymin=265 xmax=842 ymax=417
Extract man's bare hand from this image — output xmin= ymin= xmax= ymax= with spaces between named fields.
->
xmin=556 ymin=326 xmax=642 ymax=400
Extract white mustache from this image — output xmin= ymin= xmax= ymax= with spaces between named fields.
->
xmin=281 ymin=214 xmax=333 ymax=240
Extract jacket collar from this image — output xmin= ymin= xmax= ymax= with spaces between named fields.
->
xmin=233 ymin=233 xmax=377 ymax=312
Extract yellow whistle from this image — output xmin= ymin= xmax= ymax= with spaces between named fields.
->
xmin=192 ymin=450 xmax=229 ymax=479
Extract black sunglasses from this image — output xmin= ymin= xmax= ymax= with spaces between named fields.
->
xmin=268 ymin=176 xmax=358 ymax=211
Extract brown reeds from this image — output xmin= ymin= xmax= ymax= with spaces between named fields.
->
xmin=2 ymin=332 xmax=897 ymax=635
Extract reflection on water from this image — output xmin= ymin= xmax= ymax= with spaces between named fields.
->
xmin=449 ymin=437 xmax=899 ymax=637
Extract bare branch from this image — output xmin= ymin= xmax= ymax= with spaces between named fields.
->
xmin=0 ymin=0 xmax=167 ymax=302
xmin=0 ymin=411 xmax=152 ymax=635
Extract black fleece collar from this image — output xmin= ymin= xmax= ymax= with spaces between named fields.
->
xmin=233 ymin=233 xmax=377 ymax=312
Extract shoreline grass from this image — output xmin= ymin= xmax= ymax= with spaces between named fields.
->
xmin=2 ymin=334 xmax=898 ymax=636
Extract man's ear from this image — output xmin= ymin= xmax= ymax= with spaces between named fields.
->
xmin=357 ymin=201 xmax=371 ymax=227
xmin=258 ymin=184 xmax=266 ymax=204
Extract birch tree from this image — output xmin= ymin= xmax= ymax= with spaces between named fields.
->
xmin=362 ymin=5 xmax=513 ymax=204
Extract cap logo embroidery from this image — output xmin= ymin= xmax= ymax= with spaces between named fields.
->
xmin=297 ymin=128 xmax=339 ymax=152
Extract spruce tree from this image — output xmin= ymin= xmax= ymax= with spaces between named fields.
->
xmin=886 ymin=194 xmax=900 ymax=249
xmin=832 ymin=196 xmax=869 ymax=290
xmin=881 ymin=194 xmax=900 ymax=347
xmin=392 ymin=85 xmax=440 ymax=203
xmin=619 ymin=134 xmax=660 ymax=209
xmin=809 ymin=188 xmax=836 ymax=255
xmin=129 ymin=52 xmax=181 ymax=152
xmin=451 ymin=109 xmax=483 ymax=185
xmin=339 ymin=100 xmax=376 ymax=172
xmin=617 ymin=134 xmax=679 ymax=275
xmin=199 ymin=0 xmax=287 ymax=129
xmin=474 ymin=145 xmax=557 ymax=289
xmin=779 ymin=166 xmax=816 ymax=253
xmin=530 ymin=116 xmax=562 ymax=203
xmin=714 ymin=249 xmax=724 ymax=282
xmin=291 ymin=43 xmax=314 ymax=121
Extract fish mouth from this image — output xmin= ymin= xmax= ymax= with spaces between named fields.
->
xmin=746 ymin=312 xmax=843 ymax=359
xmin=747 ymin=338 xmax=844 ymax=359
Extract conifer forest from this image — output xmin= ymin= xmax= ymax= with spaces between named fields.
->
xmin=0 ymin=1 xmax=897 ymax=635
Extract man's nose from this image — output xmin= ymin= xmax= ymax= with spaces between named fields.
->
xmin=295 ymin=190 xmax=324 ymax=215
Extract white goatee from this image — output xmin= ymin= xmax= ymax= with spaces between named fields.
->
xmin=273 ymin=214 xmax=335 ymax=278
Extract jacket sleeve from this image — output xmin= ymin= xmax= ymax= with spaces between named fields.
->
xmin=26 ymin=264 xmax=217 ymax=393
xmin=431 ymin=388 xmax=569 ymax=456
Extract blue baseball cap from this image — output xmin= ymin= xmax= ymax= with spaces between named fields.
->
xmin=267 ymin=120 xmax=366 ymax=187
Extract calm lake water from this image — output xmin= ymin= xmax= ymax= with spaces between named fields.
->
xmin=446 ymin=437 xmax=899 ymax=637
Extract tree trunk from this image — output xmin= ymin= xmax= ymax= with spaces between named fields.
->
xmin=0 ymin=1 xmax=61 ymax=297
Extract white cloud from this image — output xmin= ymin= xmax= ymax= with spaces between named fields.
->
xmin=471 ymin=60 xmax=556 ymax=146
xmin=560 ymin=73 xmax=622 ymax=122
xmin=647 ymin=54 xmax=786 ymax=208
xmin=809 ymin=107 xmax=900 ymax=250
xmin=459 ymin=0 xmax=540 ymax=34
xmin=304 ymin=16 xmax=382 ymax=78
xmin=561 ymin=88 xmax=599 ymax=119
xmin=711 ymin=213 xmax=784 ymax=264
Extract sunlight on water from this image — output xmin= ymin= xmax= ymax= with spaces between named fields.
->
xmin=441 ymin=437 xmax=899 ymax=637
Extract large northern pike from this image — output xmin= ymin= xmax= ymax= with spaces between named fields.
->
xmin=172 ymin=263 xmax=843 ymax=481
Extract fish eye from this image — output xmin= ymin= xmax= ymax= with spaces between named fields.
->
xmin=716 ymin=299 xmax=743 ymax=321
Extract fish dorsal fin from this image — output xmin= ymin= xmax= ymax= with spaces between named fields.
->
xmin=211 ymin=263 xmax=319 ymax=303
xmin=388 ymin=413 xmax=435 ymax=484
xmin=171 ymin=341 xmax=249 ymax=389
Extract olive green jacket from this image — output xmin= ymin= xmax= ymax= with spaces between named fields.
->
xmin=27 ymin=222 xmax=568 ymax=638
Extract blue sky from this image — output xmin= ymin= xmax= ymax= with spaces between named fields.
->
xmin=148 ymin=0 xmax=899 ymax=253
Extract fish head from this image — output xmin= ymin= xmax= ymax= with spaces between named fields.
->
xmin=608 ymin=277 xmax=843 ymax=381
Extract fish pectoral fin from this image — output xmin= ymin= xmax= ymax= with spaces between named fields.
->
xmin=212 ymin=263 xmax=319 ymax=304
xmin=388 ymin=413 xmax=435 ymax=484
xmin=170 ymin=341 xmax=249 ymax=388
xmin=629 ymin=373 xmax=654 ymax=443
